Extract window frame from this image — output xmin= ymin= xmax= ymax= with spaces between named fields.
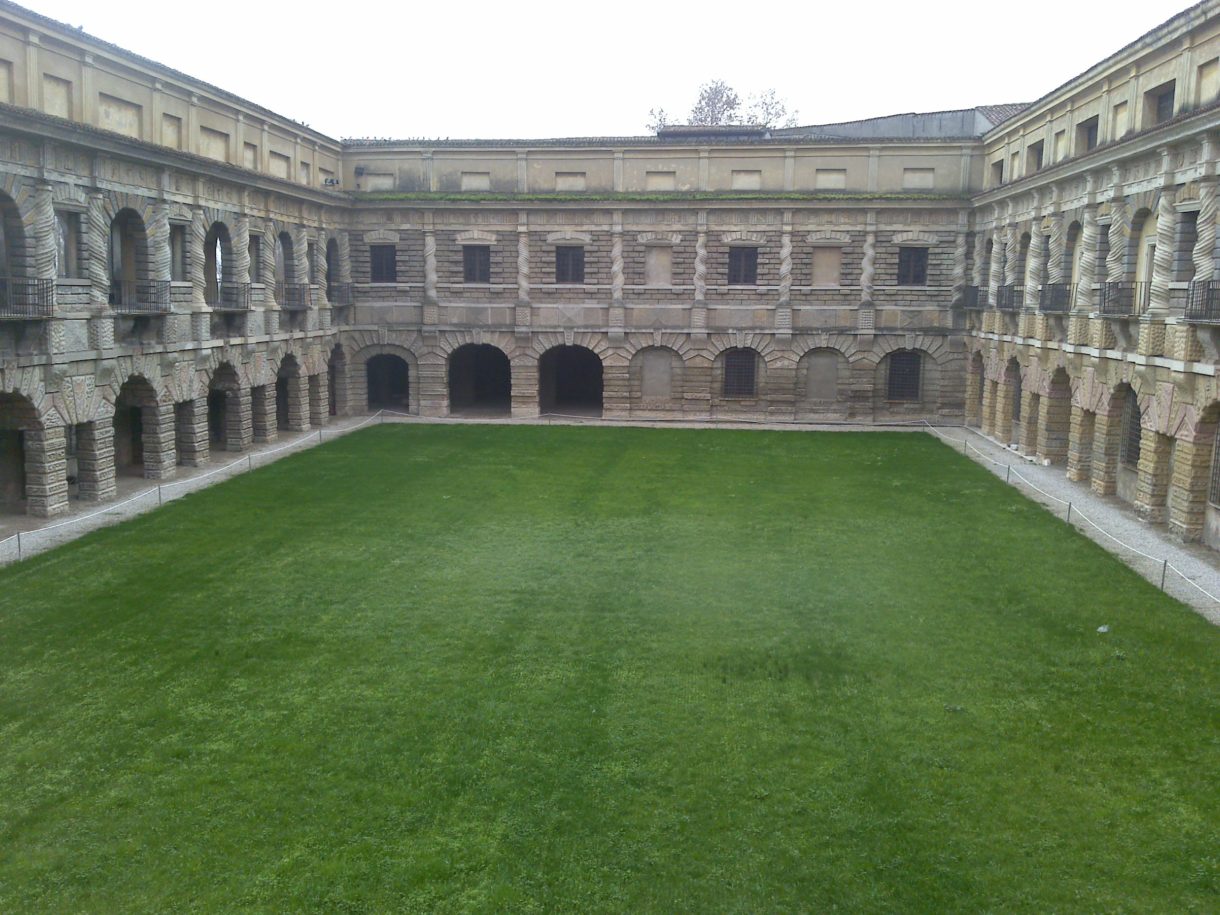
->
xmin=887 ymin=351 xmax=922 ymax=402
xmin=555 ymin=245 xmax=585 ymax=285
xmin=722 ymin=348 xmax=757 ymax=399
xmin=463 ymin=244 xmax=491 ymax=284
xmin=369 ymin=244 xmax=398 ymax=284
xmin=727 ymin=246 xmax=759 ymax=286
xmin=896 ymin=247 xmax=929 ymax=287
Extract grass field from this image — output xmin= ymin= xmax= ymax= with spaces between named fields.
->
xmin=1 ymin=424 xmax=1217 ymax=912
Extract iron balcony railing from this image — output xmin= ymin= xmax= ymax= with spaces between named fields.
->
xmin=277 ymin=283 xmax=313 ymax=311
xmin=1099 ymin=281 xmax=1150 ymax=317
xmin=0 ymin=277 xmax=54 ymax=319
xmin=109 ymin=280 xmax=171 ymax=314
xmin=996 ymin=285 xmax=1024 ymax=311
xmin=962 ymin=286 xmax=986 ymax=310
xmin=327 ymin=283 xmax=353 ymax=305
xmin=208 ymin=282 xmax=253 ymax=312
xmin=1186 ymin=280 xmax=1220 ymax=323
xmin=1039 ymin=283 xmax=1075 ymax=313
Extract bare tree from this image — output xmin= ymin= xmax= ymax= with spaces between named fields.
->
xmin=649 ymin=81 xmax=798 ymax=131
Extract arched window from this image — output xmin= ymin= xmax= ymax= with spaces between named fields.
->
xmin=1120 ymin=391 xmax=1142 ymax=468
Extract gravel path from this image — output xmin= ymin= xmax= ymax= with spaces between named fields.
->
xmin=4 ymin=410 xmax=1217 ymax=625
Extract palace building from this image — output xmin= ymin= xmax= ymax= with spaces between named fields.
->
xmin=2 ymin=0 xmax=1220 ymax=547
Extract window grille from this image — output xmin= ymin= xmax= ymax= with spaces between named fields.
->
xmin=1155 ymin=87 xmax=1176 ymax=124
xmin=1120 ymin=393 xmax=1142 ymax=467
xmin=897 ymin=247 xmax=928 ymax=286
xmin=555 ymin=245 xmax=584 ymax=284
xmin=463 ymin=245 xmax=491 ymax=284
xmin=723 ymin=349 xmax=756 ymax=398
xmin=370 ymin=244 xmax=397 ymax=283
xmin=1208 ymin=426 xmax=1220 ymax=507
xmin=727 ymin=247 xmax=758 ymax=285
xmin=887 ymin=351 xmax=921 ymax=401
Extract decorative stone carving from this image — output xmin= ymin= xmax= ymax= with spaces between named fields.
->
xmin=721 ymin=230 xmax=765 ymax=245
xmin=778 ymin=229 xmax=792 ymax=305
xmin=951 ymin=230 xmax=968 ymax=305
xmin=806 ymin=231 xmax=850 ymax=245
xmin=637 ymin=232 xmax=682 ymax=245
xmin=1150 ymin=187 xmax=1177 ymax=314
xmin=545 ymin=231 xmax=592 ymax=245
xmin=860 ymin=229 xmax=875 ymax=305
xmin=1047 ymin=213 xmax=1066 ymax=284
xmin=1193 ymin=180 xmax=1216 ymax=282
xmin=694 ymin=231 xmax=707 ymax=302
xmin=892 ymin=231 xmax=938 ymax=246
xmin=189 ymin=209 xmax=207 ymax=306
xmin=364 ymin=229 xmax=400 ymax=244
xmin=455 ymin=229 xmax=497 ymax=245
xmin=87 ymin=193 xmax=109 ymax=308
xmin=611 ymin=229 xmax=624 ymax=303
xmin=1106 ymin=199 xmax=1129 ymax=282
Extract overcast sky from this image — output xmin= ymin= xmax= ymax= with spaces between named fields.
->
xmin=23 ymin=0 xmax=1197 ymax=140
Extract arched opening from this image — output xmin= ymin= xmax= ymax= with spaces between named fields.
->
xmin=325 ymin=238 xmax=338 ymax=289
xmin=208 ymin=363 xmax=241 ymax=448
xmin=0 ymin=391 xmax=39 ymax=511
xmin=113 ymin=376 xmax=158 ymax=476
xmin=1130 ymin=209 xmax=1157 ymax=284
xmin=448 ymin=344 xmax=511 ymax=416
xmin=1042 ymin=368 xmax=1072 ymax=464
xmin=1116 ymin=384 xmax=1142 ymax=503
xmin=981 ymin=238 xmax=993 ymax=284
xmin=274 ymin=231 xmax=292 ymax=286
xmin=366 ymin=354 xmax=410 ymax=411
xmin=1015 ymin=232 xmax=1031 ymax=284
xmin=108 ymin=208 xmax=149 ymax=307
xmin=539 ymin=345 xmax=603 ymax=416
xmin=204 ymin=222 xmax=233 ymax=307
xmin=0 ymin=191 xmax=27 ymax=284
xmin=1066 ymin=221 xmax=1083 ymax=286
xmin=276 ymin=354 xmax=301 ymax=431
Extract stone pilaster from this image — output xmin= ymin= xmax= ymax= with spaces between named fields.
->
xmin=511 ymin=356 xmax=539 ymax=418
xmin=76 ymin=420 xmax=117 ymax=502
xmin=139 ymin=402 xmax=176 ymax=480
xmin=1168 ymin=435 xmax=1212 ymax=541
xmin=225 ymin=388 xmax=252 ymax=452
xmin=981 ymin=379 xmax=997 ymax=437
xmin=1018 ymin=389 xmax=1040 ymax=453
xmin=1036 ymin=392 xmax=1070 ymax=465
xmin=284 ymin=373 xmax=310 ymax=432
xmin=965 ymin=363 xmax=982 ymax=426
xmin=251 ymin=385 xmax=277 ymax=443
xmin=1090 ymin=407 xmax=1122 ymax=495
xmin=1134 ymin=429 xmax=1173 ymax=523
xmin=309 ymin=374 xmax=329 ymax=427
xmin=24 ymin=425 xmax=69 ymax=517
xmin=994 ymin=379 xmax=1015 ymax=443
xmin=1066 ymin=404 xmax=1095 ymax=483
xmin=175 ymin=396 xmax=210 ymax=467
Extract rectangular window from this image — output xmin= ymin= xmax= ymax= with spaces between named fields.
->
xmin=1053 ymin=130 xmax=1067 ymax=161
xmin=42 ymin=75 xmax=71 ymax=119
xmin=990 ymin=160 xmax=1004 ymax=187
xmin=162 ymin=114 xmax=183 ymax=150
xmin=902 ymin=167 xmax=935 ymax=189
xmin=887 ymin=351 xmax=921 ymax=401
xmin=1026 ymin=141 xmax=1044 ymax=173
xmin=1009 ymin=152 xmax=1019 ymax=181
xmin=268 ymin=152 xmax=291 ymax=179
xmin=1077 ymin=115 xmax=1099 ymax=153
xmin=644 ymin=246 xmax=673 ymax=286
xmin=811 ymin=247 xmax=842 ymax=286
xmin=897 ymin=247 xmax=928 ymax=286
xmin=370 ymin=244 xmax=397 ymax=283
xmin=727 ymin=247 xmax=758 ymax=285
xmin=815 ymin=168 xmax=847 ymax=190
xmin=248 ymin=235 xmax=261 ymax=283
xmin=243 ymin=142 xmax=258 ymax=170
xmin=723 ymin=349 xmax=757 ymax=398
xmin=1111 ymin=101 xmax=1129 ymax=139
xmin=645 ymin=170 xmax=676 ymax=191
xmin=555 ymin=245 xmax=585 ymax=284
xmin=463 ymin=245 xmax=491 ymax=283
xmin=1198 ymin=58 xmax=1220 ymax=106
xmin=461 ymin=171 xmax=491 ymax=191
xmin=170 ymin=225 xmax=186 ymax=281
xmin=731 ymin=170 xmax=762 ymax=191
xmin=0 ymin=60 xmax=11 ymax=104
xmin=199 ymin=126 xmax=229 ymax=162
xmin=55 ymin=212 xmax=79 ymax=278
xmin=298 ymin=161 xmax=311 ymax=184
xmin=555 ymin=172 xmax=586 ymax=191
xmin=1146 ymin=81 xmax=1176 ymax=126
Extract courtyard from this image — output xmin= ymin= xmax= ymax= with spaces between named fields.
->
xmin=0 ymin=424 xmax=1216 ymax=911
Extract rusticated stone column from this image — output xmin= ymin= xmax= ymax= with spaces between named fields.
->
xmin=981 ymin=378 xmax=997 ymax=437
xmin=250 ymin=385 xmax=277 ymax=444
xmin=284 ymin=373 xmax=310 ymax=432
xmin=1066 ymin=404 xmax=1095 ymax=483
xmin=24 ymin=425 xmax=69 ymax=517
xmin=224 ymin=388 xmax=253 ymax=452
xmin=1036 ymin=389 xmax=1070 ymax=465
xmin=76 ymin=420 xmax=117 ymax=502
xmin=1134 ymin=429 xmax=1173 ymax=523
xmin=140 ymin=401 xmax=177 ymax=480
xmin=1090 ymin=405 xmax=1123 ymax=495
xmin=309 ymin=374 xmax=329 ymax=427
xmin=175 ymin=397 xmax=210 ymax=467
xmin=511 ymin=356 xmax=538 ymax=418
xmin=1019 ymin=390 xmax=1040 ymax=454
xmin=1167 ymin=433 xmax=1213 ymax=541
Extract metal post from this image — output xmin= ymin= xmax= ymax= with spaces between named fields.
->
xmin=157 ymin=485 xmax=163 ymax=507
xmin=1066 ymin=502 xmax=1072 ymax=523
xmin=319 ymin=428 xmax=323 ymax=443
xmin=961 ymin=437 xmax=967 ymax=453
xmin=247 ymin=454 xmax=253 ymax=471
xmin=16 ymin=530 xmax=21 ymax=562
xmin=1160 ymin=559 xmax=1168 ymax=591
xmin=1005 ymin=465 xmax=1012 ymax=483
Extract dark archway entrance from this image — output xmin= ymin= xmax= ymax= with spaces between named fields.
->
xmin=113 ymin=377 xmax=157 ymax=475
xmin=539 ymin=345 xmax=603 ymax=416
xmin=449 ymin=344 xmax=511 ymax=416
xmin=367 ymin=354 xmax=410 ymax=411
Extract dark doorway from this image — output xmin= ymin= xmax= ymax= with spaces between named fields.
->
xmin=367 ymin=354 xmax=410 ymax=411
xmin=208 ymin=390 xmax=227 ymax=445
xmin=449 ymin=344 xmax=511 ymax=416
xmin=539 ymin=345 xmax=603 ymax=416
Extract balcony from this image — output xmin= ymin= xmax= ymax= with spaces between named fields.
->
xmin=277 ymin=283 xmax=313 ymax=311
xmin=0 ymin=277 xmax=54 ymax=319
xmin=109 ymin=280 xmax=171 ymax=314
xmin=1039 ymin=283 xmax=1075 ymax=313
xmin=962 ymin=286 xmax=987 ymax=310
xmin=995 ymin=285 xmax=1024 ymax=312
xmin=208 ymin=283 xmax=252 ymax=312
xmin=1099 ymin=281 xmax=1150 ymax=317
xmin=1186 ymin=280 xmax=1220 ymax=324
xmin=327 ymin=283 xmax=353 ymax=306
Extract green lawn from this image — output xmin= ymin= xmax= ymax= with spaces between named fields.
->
xmin=1 ymin=425 xmax=1217 ymax=912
